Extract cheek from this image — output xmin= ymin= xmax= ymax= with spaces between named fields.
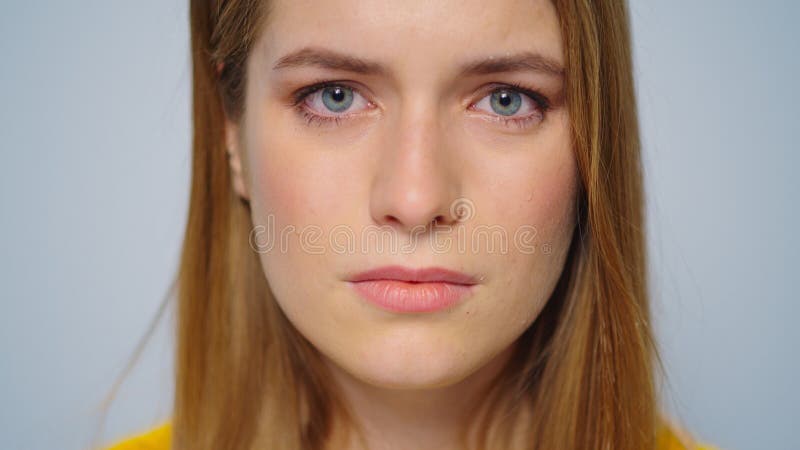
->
xmin=241 ymin=120 xmax=329 ymax=304
xmin=469 ymin=110 xmax=578 ymax=249
xmin=510 ymin=117 xmax=578 ymax=281
xmin=241 ymin=113 xmax=372 ymax=322
xmin=463 ymin=110 xmax=578 ymax=320
xmin=517 ymin=155 xmax=578 ymax=246
xmin=244 ymin=118 xmax=357 ymax=233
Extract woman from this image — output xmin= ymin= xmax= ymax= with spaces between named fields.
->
xmin=104 ymin=0 xmax=716 ymax=449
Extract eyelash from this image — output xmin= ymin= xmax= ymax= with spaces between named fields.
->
xmin=290 ymin=81 xmax=362 ymax=127
xmin=289 ymin=81 xmax=551 ymax=129
xmin=470 ymin=82 xmax=552 ymax=129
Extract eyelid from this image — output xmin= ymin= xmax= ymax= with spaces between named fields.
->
xmin=290 ymin=80 xmax=550 ymax=130
xmin=292 ymin=81 xmax=377 ymax=116
xmin=471 ymin=83 xmax=551 ymax=113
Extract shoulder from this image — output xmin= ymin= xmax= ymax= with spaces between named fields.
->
xmin=103 ymin=422 xmax=171 ymax=450
xmin=657 ymin=416 xmax=720 ymax=450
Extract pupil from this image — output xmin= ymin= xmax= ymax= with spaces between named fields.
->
xmin=500 ymin=93 xmax=511 ymax=106
xmin=331 ymin=88 xmax=345 ymax=102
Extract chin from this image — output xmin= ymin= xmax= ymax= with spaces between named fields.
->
xmin=335 ymin=337 xmax=476 ymax=390
xmin=352 ymin=361 xmax=471 ymax=390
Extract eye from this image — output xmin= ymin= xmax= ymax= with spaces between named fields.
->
xmin=294 ymin=83 xmax=374 ymax=119
xmin=469 ymin=85 xmax=550 ymax=128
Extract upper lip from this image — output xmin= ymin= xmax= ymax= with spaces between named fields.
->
xmin=347 ymin=265 xmax=479 ymax=285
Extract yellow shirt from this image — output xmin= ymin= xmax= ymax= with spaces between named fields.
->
xmin=104 ymin=420 xmax=719 ymax=449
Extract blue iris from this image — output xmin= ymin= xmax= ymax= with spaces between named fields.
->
xmin=321 ymin=86 xmax=354 ymax=112
xmin=490 ymin=90 xmax=522 ymax=116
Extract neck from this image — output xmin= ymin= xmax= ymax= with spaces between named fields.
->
xmin=322 ymin=342 xmax=517 ymax=450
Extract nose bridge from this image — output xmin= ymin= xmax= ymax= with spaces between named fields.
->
xmin=369 ymin=97 xmax=461 ymax=232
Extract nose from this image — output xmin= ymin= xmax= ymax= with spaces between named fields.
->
xmin=369 ymin=103 xmax=462 ymax=234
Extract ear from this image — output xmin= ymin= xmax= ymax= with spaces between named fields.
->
xmin=224 ymin=117 xmax=250 ymax=201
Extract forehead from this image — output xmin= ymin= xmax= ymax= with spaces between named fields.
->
xmin=259 ymin=0 xmax=563 ymax=73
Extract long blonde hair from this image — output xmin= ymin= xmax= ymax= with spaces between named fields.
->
xmin=171 ymin=1 xmax=660 ymax=448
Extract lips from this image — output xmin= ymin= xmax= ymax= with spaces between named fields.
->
xmin=347 ymin=265 xmax=479 ymax=285
xmin=346 ymin=265 xmax=479 ymax=313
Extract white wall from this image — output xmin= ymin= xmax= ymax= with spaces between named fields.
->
xmin=632 ymin=2 xmax=798 ymax=449
xmin=0 ymin=2 xmax=189 ymax=449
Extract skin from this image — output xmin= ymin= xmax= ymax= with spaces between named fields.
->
xmin=225 ymin=0 xmax=578 ymax=448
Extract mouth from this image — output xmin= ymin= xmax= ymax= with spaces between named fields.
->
xmin=346 ymin=265 xmax=479 ymax=313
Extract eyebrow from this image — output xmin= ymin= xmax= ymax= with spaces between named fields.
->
xmin=272 ymin=46 xmax=565 ymax=78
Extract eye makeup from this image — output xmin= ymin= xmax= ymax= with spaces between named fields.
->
xmin=286 ymin=79 xmax=554 ymax=130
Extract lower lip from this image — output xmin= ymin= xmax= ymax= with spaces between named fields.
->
xmin=348 ymin=280 xmax=475 ymax=313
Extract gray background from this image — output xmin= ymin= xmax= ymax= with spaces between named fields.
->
xmin=0 ymin=1 xmax=796 ymax=449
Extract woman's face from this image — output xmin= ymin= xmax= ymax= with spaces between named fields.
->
xmin=228 ymin=0 xmax=578 ymax=389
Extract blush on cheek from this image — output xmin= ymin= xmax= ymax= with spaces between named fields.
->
xmin=244 ymin=128 xmax=307 ymax=224
xmin=508 ymin=158 xmax=579 ymax=259
xmin=539 ymin=166 xmax=579 ymax=224
xmin=537 ymin=182 xmax=579 ymax=258
xmin=529 ymin=123 xmax=580 ymax=231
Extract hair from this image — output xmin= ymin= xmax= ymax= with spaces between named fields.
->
xmin=165 ymin=0 xmax=662 ymax=449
